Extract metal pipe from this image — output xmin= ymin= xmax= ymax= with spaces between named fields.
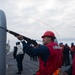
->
xmin=0 ymin=10 xmax=6 ymax=75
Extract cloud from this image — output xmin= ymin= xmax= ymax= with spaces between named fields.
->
xmin=0 ymin=0 xmax=75 ymax=48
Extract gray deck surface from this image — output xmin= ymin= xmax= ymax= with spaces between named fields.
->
xmin=6 ymin=52 xmax=72 ymax=75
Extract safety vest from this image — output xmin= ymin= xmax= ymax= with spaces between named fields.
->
xmin=16 ymin=44 xmax=23 ymax=55
xmin=37 ymin=42 xmax=63 ymax=75
xmin=60 ymin=45 xmax=64 ymax=51
xmin=71 ymin=46 xmax=75 ymax=52
xmin=72 ymin=54 xmax=75 ymax=75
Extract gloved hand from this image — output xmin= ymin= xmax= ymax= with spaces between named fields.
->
xmin=21 ymin=40 xmax=31 ymax=54
xmin=22 ymin=40 xmax=29 ymax=47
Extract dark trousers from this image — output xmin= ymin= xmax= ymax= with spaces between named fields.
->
xmin=30 ymin=56 xmax=37 ymax=61
xmin=64 ymin=54 xmax=70 ymax=66
xmin=16 ymin=54 xmax=24 ymax=73
xmin=71 ymin=51 xmax=74 ymax=59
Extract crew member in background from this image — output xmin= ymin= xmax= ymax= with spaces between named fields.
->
xmin=59 ymin=53 xmax=75 ymax=75
xmin=63 ymin=43 xmax=70 ymax=66
xmin=16 ymin=31 xmax=63 ymax=75
xmin=13 ymin=42 xmax=24 ymax=74
xmin=59 ymin=42 xmax=64 ymax=66
xmin=70 ymin=42 xmax=75 ymax=59
xmin=30 ymin=54 xmax=38 ymax=61
xmin=59 ymin=42 xmax=64 ymax=51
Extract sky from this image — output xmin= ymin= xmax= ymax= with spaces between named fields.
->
xmin=0 ymin=0 xmax=75 ymax=51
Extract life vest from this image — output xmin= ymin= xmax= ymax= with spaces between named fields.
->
xmin=59 ymin=44 xmax=64 ymax=52
xmin=71 ymin=46 xmax=75 ymax=52
xmin=37 ymin=42 xmax=63 ymax=75
xmin=72 ymin=54 xmax=75 ymax=75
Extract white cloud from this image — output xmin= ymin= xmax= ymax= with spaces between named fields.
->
xmin=0 ymin=0 xmax=75 ymax=48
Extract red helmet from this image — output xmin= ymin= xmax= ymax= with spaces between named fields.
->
xmin=41 ymin=31 xmax=55 ymax=38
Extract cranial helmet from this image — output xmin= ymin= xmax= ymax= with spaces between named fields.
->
xmin=41 ymin=31 xmax=55 ymax=38
xmin=71 ymin=42 xmax=74 ymax=45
